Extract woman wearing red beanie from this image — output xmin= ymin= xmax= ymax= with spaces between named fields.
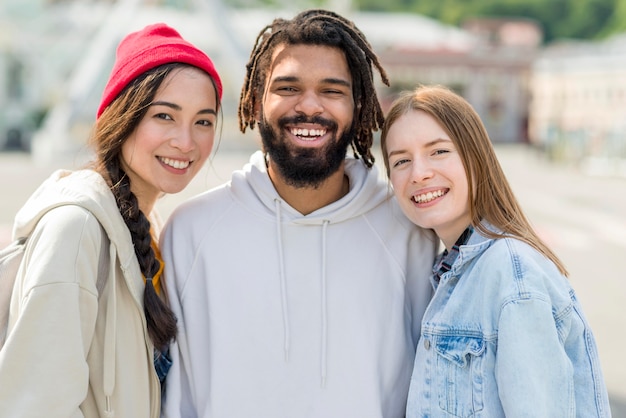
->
xmin=0 ymin=23 xmax=222 ymax=417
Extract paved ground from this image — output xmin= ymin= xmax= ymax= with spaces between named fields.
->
xmin=1 ymin=141 xmax=625 ymax=416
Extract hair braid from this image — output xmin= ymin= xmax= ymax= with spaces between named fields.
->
xmin=106 ymin=158 xmax=177 ymax=350
xmin=238 ymin=9 xmax=389 ymax=167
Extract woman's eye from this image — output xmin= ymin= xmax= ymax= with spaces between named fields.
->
xmin=197 ymin=119 xmax=214 ymax=127
xmin=392 ymin=158 xmax=409 ymax=168
xmin=155 ymin=113 xmax=173 ymax=120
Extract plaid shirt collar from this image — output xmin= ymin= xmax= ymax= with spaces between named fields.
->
xmin=433 ymin=225 xmax=474 ymax=283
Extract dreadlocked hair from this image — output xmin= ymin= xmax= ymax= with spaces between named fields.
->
xmin=238 ymin=9 xmax=389 ymax=167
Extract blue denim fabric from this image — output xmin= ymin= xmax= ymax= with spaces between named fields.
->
xmin=406 ymin=227 xmax=611 ymax=418
xmin=154 ymin=347 xmax=172 ymax=385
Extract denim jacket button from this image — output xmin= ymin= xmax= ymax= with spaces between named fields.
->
xmin=424 ymin=339 xmax=431 ymax=350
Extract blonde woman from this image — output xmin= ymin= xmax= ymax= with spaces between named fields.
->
xmin=381 ymin=85 xmax=610 ymax=417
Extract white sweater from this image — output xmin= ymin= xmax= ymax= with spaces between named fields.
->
xmin=161 ymin=152 xmax=438 ymax=418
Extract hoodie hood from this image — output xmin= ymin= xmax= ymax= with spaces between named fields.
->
xmin=12 ymin=169 xmax=149 ymax=412
xmin=230 ymin=151 xmax=391 ymax=223
xmin=13 ymin=169 xmax=135 ymax=271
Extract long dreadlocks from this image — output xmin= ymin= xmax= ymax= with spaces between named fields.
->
xmin=238 ymin=9 xmax=389 ymax=167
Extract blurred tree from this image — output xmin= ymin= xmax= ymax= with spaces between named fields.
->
xmin=351 ymin=0 xmax=619 ymax=43
xmin=221 ymin=0 xmax=621 ymax=42
xmin=597 ymin=0 xmax=626 ymax=36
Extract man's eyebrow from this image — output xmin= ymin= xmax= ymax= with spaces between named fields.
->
xmin=271 ymin=76 xmax=351 ymax=88
xmin=271 ymin=76 xmax=298 ymax=83
xmin=322 ymin=77 xmax=351 ymax=88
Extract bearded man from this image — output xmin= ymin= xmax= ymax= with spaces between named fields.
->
xmin=161 ymin=9 xmax=438 ymax=418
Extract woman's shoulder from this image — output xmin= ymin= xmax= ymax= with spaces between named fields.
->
xmin=490 ymin=238 xmax=561 ymax=276
xmin=35 ymin=205 xmax=105 ymax=246
xmin=477 ymin=237 xmax=552 ymax=269
xmin=477 ymin=237 xmax=572 ymax=305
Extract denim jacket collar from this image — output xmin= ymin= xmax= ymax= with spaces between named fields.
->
xmin=433 ymin=222 xmax=502 ymax=286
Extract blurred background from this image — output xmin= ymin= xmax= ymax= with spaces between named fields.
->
xmin=0 ymin=0 xmax=624 ymax=415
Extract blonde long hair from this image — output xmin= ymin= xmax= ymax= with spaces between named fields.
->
xmin=380 ymin=85 xmax=568 ymax=277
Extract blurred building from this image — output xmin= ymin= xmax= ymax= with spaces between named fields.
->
xmin=0 ymin=0 xmax=245 ymax=159
xmin=0 ymin=0 xmax=542 ymax=161
xmin=529 ymin=34 xmax=626 ymax=173
xmin=0 ymin=0 xmax=109 ymax=151
xmin=376 ymin=17 xmax=542 ymax=144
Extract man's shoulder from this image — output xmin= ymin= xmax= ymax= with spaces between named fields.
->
xmin=362 ymin=196 xmax=437 ymax=246
xmin=167 ymin=183 xmax=234 ymax=225
xmin=363 ymin=193 xmax=416 ymax=228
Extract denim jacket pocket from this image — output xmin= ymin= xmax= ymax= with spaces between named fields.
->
xmin=434 ymin=335 xmax=485 ymax=417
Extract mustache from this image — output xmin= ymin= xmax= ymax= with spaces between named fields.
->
xmin=277 ymin=115 xmax=338 ymax=130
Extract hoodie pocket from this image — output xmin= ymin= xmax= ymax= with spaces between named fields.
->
xmin=435 ymin=335 xmax=485 ymax=417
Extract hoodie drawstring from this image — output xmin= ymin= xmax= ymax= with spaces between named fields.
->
xmin=274 ymin=199 xmax=330 ymax=387
xmin=274 ymin=199 xmax=290 ymax=362
xmin=102 ymin=247 xmax=117 ymax=417
xmin=320 ymin=220 xmax=329 ymax=388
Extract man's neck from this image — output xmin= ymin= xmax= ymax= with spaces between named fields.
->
xmin=267 ymin=160 xmax=350 ymax=216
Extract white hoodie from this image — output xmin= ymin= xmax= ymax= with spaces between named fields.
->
xmin=161 ymin=152 xmax=438 ymax=418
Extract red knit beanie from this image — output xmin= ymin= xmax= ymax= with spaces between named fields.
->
xmin=97 ymin=23 xmax=222 ymax=118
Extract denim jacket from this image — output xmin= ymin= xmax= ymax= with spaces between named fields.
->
xmin=406 ymin=228 xmax=611 ymax=418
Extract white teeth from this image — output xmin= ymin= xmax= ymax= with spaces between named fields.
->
xmin=160 ymin=157 xmax=190 ymax=169
xmin=290 ymin=128 xmax=326 ymax=139
xmin=412 ymin=189 xmax=445 ymax=203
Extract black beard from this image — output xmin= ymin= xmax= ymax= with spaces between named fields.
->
xmin=258 ymin=114 xmax=353 ymax=189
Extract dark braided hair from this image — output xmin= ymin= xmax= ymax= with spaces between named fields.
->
xmin=238 ymin=9 xmax=389 ymax=167
xmin=91 ymin=63 xmax=221 ymax=350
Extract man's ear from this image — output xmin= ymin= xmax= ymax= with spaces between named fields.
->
xmin=254 ymin=103 xmax=261 ymax=120
xmin=253 ymin=99 xmax=262 ymax=122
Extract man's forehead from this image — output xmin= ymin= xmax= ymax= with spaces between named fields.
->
xmin=267 ymin=44 xmax=350 ymax=81
xmin=269 ymin=43 xmax=347 ymax=64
